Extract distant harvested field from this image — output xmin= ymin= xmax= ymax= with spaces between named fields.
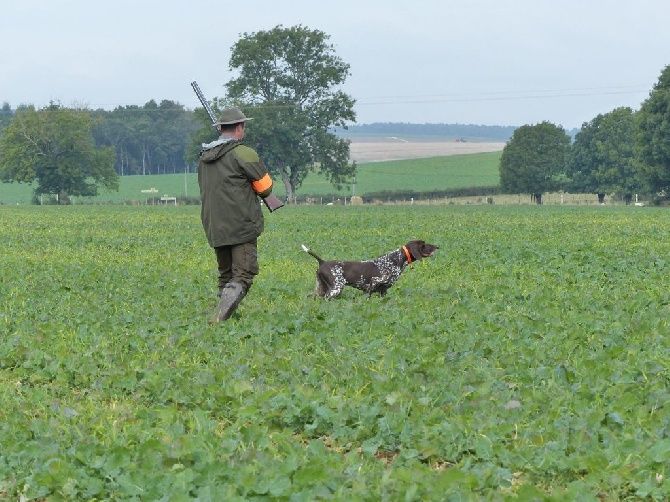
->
xmin=349 ymin=139 xmax=506 ymax=163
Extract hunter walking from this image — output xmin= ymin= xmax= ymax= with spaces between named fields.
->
xmin=198 ymin=107 xmax=275 ymax=322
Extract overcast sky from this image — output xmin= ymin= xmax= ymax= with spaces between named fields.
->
xmin=1 ymin=0 xmax=668 ymax=128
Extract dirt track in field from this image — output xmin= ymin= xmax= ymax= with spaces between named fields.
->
xmin=349 ymin=140 xmax=505 ymax=163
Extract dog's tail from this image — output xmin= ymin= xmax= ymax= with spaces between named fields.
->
xmin=301 ymin=244 xmax=324 ymax=264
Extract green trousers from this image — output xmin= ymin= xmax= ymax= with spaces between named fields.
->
xmin=214 ymin=239 xmax=259 ymax=292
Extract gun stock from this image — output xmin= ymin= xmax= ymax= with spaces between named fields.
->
xmin=262 ymin=194 xmax=284 ymax=212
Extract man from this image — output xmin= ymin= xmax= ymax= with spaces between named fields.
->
xmin=198 ymin=107 xmax=275 ymax=322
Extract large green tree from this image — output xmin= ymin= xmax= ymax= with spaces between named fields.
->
xmin=567 ymin=107 xmax=640 ymax=204
xmin=223 ymin=25 xmax=357 ymax=199
xmin=637 ymin=64 xmax=670 ymax=195
xmin=499 ymin=121 xmax=570 ymax=205
xmin=0 ymin=104 xmax=118 ymax=202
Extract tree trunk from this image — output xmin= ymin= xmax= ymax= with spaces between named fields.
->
xmin=278 ymin=161 xmax=293 ymax=202
xmin=597 ymin=193 xmax=605 ymax=204
xmin=58 ymin=190 xmax=70 ymax=205
xmin=623 ymin=193 xmax=632 ymax=205
xmin=119 ymin=147 xmax=126 ymax=176
xmin=533 ymin=193 xmax=543 ymax=205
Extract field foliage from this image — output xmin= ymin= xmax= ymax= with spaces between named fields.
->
xmin=0 ymin=152 xmax=501 ymax=204
xmin=1 ymin=205 xmax=669 ymax=500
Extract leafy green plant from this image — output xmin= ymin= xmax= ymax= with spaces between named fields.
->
xmin=1 ymin=205 xmax=669 ymax=499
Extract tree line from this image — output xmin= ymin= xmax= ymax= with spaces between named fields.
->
xmin=0 ymin=100 xmax=202 ymax=203
xmin=500 ymin=64 xmax=670 ymax=205
xmin=91 ymin=100 xmax=200 ymax=176
xmin=0 ymin=100 xmax=199 ymax=173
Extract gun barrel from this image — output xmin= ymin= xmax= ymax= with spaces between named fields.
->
xmin=191 ymin=81 xmax=218 ymax=126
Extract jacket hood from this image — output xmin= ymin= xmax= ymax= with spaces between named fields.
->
xmin=200 ymin=138 xmax=239 ymax=163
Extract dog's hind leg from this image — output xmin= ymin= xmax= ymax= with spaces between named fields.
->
xmin=316 ymin=268 xmax=336 ymax=298
xmin=314 ymin=277 xmax=327 ymax=297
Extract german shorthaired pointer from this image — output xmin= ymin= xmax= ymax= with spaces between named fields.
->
xmin=302 ymin=240 xmax=438 ymax=299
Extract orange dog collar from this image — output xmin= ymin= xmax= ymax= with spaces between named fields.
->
xmin=401 ymin=245 xmax=413 ymax=264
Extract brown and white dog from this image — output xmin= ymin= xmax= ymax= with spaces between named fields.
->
xmin=302 ymin=240 xmax=438 ymax=299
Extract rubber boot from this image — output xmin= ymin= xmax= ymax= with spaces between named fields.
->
xmin=210 ymin=282 xmax=246 ymax=323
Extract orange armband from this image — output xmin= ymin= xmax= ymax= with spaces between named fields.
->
xmin=251 ymin=173 xmax=273 ymax=194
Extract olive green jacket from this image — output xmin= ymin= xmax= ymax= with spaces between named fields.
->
xmin=198 ymin=139 xmax=271 ymax=247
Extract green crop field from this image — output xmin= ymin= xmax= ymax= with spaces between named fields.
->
xmin=0 ymin=151 xmax=501 ymax=205
xmin=1 ymin=205 xmax=669 ymax=500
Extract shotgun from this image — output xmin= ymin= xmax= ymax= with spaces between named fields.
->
xmin=190 ymin=81 xmax=284 ymax=212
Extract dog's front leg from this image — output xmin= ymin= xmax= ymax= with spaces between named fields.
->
xmin=325 ymin=286 xmax=343 ymax=299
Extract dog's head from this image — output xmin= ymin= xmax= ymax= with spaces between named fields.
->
xmin=404 ymin=240 xmax=439 ymax=262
